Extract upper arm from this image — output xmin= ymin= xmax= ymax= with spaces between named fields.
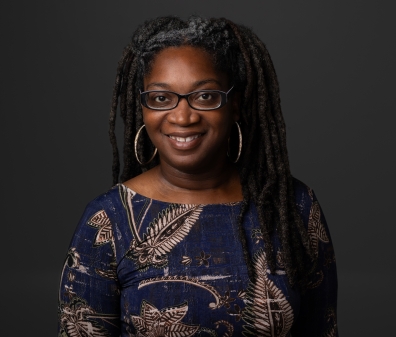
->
xmin=292 ymin=186 xmax=338 ymax=336
xmin=57 ymin=200 xmax=121 ymax=336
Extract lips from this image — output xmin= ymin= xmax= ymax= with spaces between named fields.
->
xmin=168 ymin=134 xmax=201 ymax=143
xmin=165 ymin=132 xmax=204 ymax=149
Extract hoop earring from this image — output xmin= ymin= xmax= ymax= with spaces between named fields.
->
xmin=227 ymin=122 xmax=242 ymax=163
xmin=134 ymin=125 xmax=158 ymax=165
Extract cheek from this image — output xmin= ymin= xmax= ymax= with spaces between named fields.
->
xmin=142 ymin=112 xmax=166 ymax=144
xmin=142 ymin=109 xmax=150 ymax=126
xmin=210 ymin=112 xmax=235 ymax=135
xmin=143 ymin=110 xmax=159 ymax=129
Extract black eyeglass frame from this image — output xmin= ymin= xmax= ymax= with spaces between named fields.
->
xmin=139 ymin=86 xmax=234 ymax=111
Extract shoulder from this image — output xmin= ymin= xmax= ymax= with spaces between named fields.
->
xmin=83 ymin=185 xmax=119 ymax=208
xmin=78 ymin=185 xmax=125 ymax=222
xmin=292 ymin=177 xmax=315 ymax=204
xmin=291 ymin=177 xmax=318 ymax=224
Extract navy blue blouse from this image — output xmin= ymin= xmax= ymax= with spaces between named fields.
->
xmin=58 ymin=179 xmax=338 ymax=336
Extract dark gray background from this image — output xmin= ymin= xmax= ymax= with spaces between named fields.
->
xmin=1 ymin=1 xmax=394 ymax=335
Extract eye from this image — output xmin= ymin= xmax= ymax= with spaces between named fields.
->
xmin=190 ymin=91 xmax=221 ymax=107
xmin=154 ymin=95 xmax=169 ymax=102
xmin=146 ymin=91 xmax=175 ymax=108
xmin=197 ymin=93 xmax=213 ymax=101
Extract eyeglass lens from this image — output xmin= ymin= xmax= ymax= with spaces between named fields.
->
xmin=145 ymin=91 xmax=222 ymax=110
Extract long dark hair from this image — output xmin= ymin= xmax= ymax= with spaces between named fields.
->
xmin=109 ymin=16 xmax=313 ymax=287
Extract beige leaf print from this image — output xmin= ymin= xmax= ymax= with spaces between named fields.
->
xmin=131 ymin=300 xmax=199 ymax=337
xmin=308 ymin=201 xmax=329 ymax=258
xmin=60 ymin=298 xmax=115 ymax=337
xmin=215 ymin=320 xmax=234 ymax=336
xmin=87 ymin=210 xmax=118 ymax=280
xmin=87 ymin=210 xmax=114 ymax=247
xmin=95 ymin=267 xmax=118 ymax=281
xmin=243 ymin=250 xmax=294 ymax=337
xmin=58 ymin=248 xmax=81 ymax=302
xmin=180 ymin=256 xmax=192 ymax=265
xmin=138 ymin=276 xmax=223 ymax=309
xmin=128 ymin=204 xmax=203 ymax=269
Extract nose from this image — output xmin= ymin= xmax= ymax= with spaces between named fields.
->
xmin=167 ymin=97 xmax=200 ymax=126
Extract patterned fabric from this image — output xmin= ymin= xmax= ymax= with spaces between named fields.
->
xmin=58 ymin=179 xmax=338 ymax=336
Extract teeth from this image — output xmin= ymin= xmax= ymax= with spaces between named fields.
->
xmin=169 ymin=135 xmax=200 ymax=142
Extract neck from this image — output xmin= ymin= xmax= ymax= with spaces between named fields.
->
xmin=148 ymin=159 xmax=242 ymax=204
xmin=157 ymin=160 xmax=235 ymax=191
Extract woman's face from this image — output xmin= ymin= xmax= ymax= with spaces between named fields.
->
xmin=142 ymin=46 xmax=239 ymax=173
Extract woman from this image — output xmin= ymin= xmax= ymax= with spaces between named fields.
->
xmin=58 ymin=16 xmax=338 ymax=336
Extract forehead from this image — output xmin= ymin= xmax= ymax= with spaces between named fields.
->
xmin=143 ymin=46 xmax=228 ymax=90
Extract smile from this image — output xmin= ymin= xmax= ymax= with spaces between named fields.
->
xmin=168 ymin=134 xmax=201 ymax=143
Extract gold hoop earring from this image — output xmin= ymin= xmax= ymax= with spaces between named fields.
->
xmin=134 ymin=125 xmax=158 ymax=165
xmin=227 ymin=122 xmax=242 ymax=163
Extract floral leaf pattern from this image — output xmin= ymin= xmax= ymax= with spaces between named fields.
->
xmin=323 ymin=307 xmax=337 ymax=337
xmin=276 ymin=250 xmax=284 ymax=269
xmin=66 ymin=248 xmax=80 ymax=268
xmin=58 ymin=247 xmax=81 ymax=303
xmin=59 ymin=297 xmax=113 ymax=337
xmin=215 ymin=320 xmax=234 ymax=336
xmin=119 ymin=185 xmax=140 ymax=241
xmin=218 ymin=290 xmax=235 ymax=309
xmin=308 ymin=201 xmax=329 ymax=258
xmin=127 ymin=204 xmax=203 ymax=269
xmin=242 ymin=250 xmax=294 ymax=337
xmin=138 ymin=276 xmax=223 ymax=309
xmin=307 ymin=270 xmax=324 ymax=289
xmin=87 ymin=210 xmax=114 ymax=247
xmin=131 ymin=300 xmax=199 ymax=337
xmin=87 ymin=210 xmax=118 ymax=280
xmin=237 ymin=289 xmax=247 ymax=301
xmin=196 ymin=250 xmax=211 ymax=267
xmin=197 ymin=327 xmax=217 ymax=336
xmin=95 ymin=267 xmax=118 ymax=281
xmin=227 ymin=303 xmax=243 ymax=322
xmin=251 ymin=229 xmax=263 ymax=244
xmin=180 ymin=255 xmax=192 ymax=265
xmin=64 ymin=284 xmax=76 ymax=300
xmin=58 ymin=182 xmax=338 ymax=336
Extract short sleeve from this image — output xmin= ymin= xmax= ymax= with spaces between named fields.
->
xmin=57 ymin=199 xmax=121 ymax=336
xmin=292 ymin=184 xmax=338 ymax=336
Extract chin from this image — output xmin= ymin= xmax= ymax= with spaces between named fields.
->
xmin=162 ymin=154 xmax=224 ymax=174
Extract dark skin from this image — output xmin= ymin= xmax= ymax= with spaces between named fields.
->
xmin=124 ymin=46 xmax=242 ymax=204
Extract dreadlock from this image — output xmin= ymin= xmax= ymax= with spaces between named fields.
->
xmin=109 ymin=15 xmax=313 ymax=288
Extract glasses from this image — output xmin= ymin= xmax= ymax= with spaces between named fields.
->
xmin=140 ymin=86 xmax=234 ymax=111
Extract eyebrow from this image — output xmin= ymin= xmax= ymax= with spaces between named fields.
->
xmin=145 ymin=79 xmax=223 ymax=91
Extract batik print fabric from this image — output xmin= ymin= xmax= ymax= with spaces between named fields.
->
xmin=58 ymin=179 xmax=338 ymax=336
